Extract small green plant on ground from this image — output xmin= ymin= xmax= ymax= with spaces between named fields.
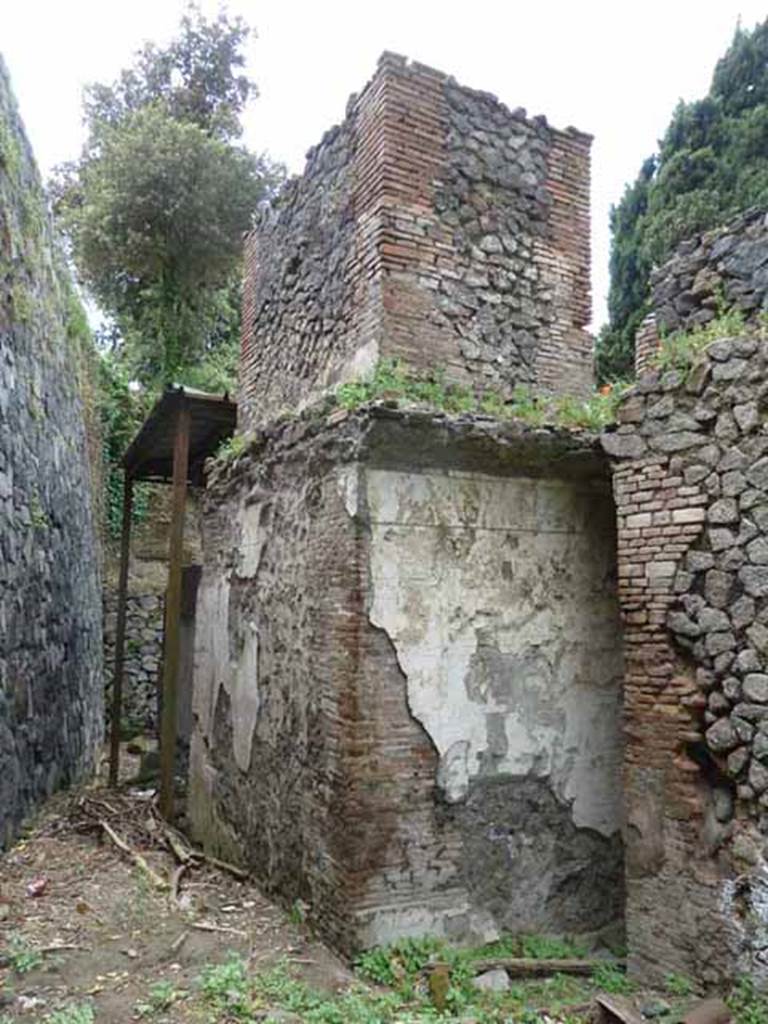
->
xmin=3 ymin=933 xmax=43 ymax=974
xmin=135 ymin=979 xmax=182 ymax=1016
xmin=729 ymin=977 xmax=768 ymax=1024
xmin=665 ymin=972 xmax=694 ymax=997
xmin=192 ymin=938 xmax=618 ymax=1024
xmin=44 ymin=1005 xmax=95 ymax=1024
xmin=336 ymin=359 xmax=626 ymax=431
xmin=198 ymin=952 xmax=253 ymax=1018
xmin=591 ymin=961 xmax=634 ymax=995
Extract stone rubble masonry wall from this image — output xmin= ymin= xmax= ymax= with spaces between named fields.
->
xmin=238 ymin=53 xmax=593 ymax=431
xmin=603 ymin=332 xmax=768 ymax=986
xmin=103 ymin=593 xmax=163 ymax=732
xmin=0 ymin=59 xmax=103 ymax=846
xmin=651 ymin=208 xmax=768 ymax=335
xmin=190 ymin=405 xmax=625 ymax=953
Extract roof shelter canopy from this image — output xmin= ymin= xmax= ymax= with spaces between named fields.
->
xmin=122 ymin=385 xmax=237 ymax=486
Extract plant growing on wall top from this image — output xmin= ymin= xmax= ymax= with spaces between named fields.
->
xmin=597 ymin=17 xmax=768 ymax=381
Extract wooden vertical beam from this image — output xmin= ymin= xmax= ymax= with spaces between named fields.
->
xmin=159 ymin=401 xmax=191 ymax=819
xmin=109 ymin=473 xmax=134 ymax=787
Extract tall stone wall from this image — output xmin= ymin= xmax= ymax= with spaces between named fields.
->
xmin=239 ymin=53 xmax=593 ymax=430
xmin=603 ymin=328 xmax=768 ymax=985
xmin=190 ymin=405 xmax=624 ymax=952
xmin=651 ymin=208 xmax=768 ymax=335
xmin=0 ymin=58 xmax=102 ymax=845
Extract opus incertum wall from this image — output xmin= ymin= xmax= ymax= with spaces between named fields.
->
xmin=605 ymin=327 xmax=768 ymax=986
xmin=0 ymin=57 xmax=102 ymax=846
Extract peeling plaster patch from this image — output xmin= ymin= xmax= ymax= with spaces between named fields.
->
xmin=232 ymin=620 xmax=260 ymax=772
xmin=436 ymin=740 xmax=470 ymax=803
xmin=194 ymin=574 xmax=261 ymax=774
xmin=336 ymin=465 xmax=361 ymax=519
xmin=192 ymin=574 xmax=231 ymax=741
xmin=366 ymin=468 xmax=624 ymax=836
xmin=238 ymin=501 xmax=268 ymax=579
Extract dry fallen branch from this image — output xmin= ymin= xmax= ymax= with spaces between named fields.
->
xmin=192 ymin=920 xmax=248 ymax=938
xmin=100 ymin=821 xmax=168 ymax=892
xmin=170 ymin=862 xmax=189 ymax=908
xmin=197 ymin=853 xmax=249 ymax=881
xmin=432 ymin=957 xmax=625 ymax=978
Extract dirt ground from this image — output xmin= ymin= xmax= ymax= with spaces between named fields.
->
xmin=0 ymin=747 xmax=353 ymax=1022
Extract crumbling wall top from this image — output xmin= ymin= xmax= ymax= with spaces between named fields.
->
xmin=239 ymin=55 xmax=593 ymax=431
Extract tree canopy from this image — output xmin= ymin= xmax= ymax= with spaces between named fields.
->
xmin=597 ymin=18 xmax=768 ymax=381
xmin=54 ymin=5 xmax=282 ymax=387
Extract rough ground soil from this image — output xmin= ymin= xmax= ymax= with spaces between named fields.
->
xmin=0 ymin=748 xmax=352 ymax=1022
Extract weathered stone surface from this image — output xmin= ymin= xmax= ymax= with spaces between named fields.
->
xmin=740 ymin=566 xmax=768 ymax=597
xmin=0 ymin=59 xmax=102 ymax=847
xmin=473 ymin=969 xmax=509 ymax=992
xmin=743 ymin=675 xmax=768 ymax=703
xmin=706 ymin=718 xmax=739 ymax=753
xmin=708 ymin=498 xmax=739 ymax=524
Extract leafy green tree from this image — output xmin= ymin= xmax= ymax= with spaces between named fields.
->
xmin=54 ymin=5 xmax=281 ymax=386
xmin=598 ymin=18 xmax=768 ymax=381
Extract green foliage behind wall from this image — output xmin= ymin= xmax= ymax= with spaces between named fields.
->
xmin=598 ymin=18 xmax=768 ymax=381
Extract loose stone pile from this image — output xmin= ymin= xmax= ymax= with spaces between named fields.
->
xmin=606 ymin=331 xmax=768 ymax=821
xmin=652 ymin=208 xmax=768 ymax=334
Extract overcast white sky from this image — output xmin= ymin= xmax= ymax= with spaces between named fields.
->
xmin=2 ymin=0 xmax=766 ymax=328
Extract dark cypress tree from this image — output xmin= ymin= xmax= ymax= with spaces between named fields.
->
xmin=597 ymin=18 xmax=768 ymax=381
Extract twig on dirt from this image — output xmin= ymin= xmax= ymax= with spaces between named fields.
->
xmin=39 ymin=943 xmax=91 ymax=955
xmin=163 ymin=825 xmax=194 ymax=866
xmin=170 ymin=862 xmax=189 ymax=908
xmin=100 ymin=820 xmax=168 ymax=892
xmin=192 ymin=921 xmax=248 ymax=938
xmin=197 ymin=853 xmax=249 ymax=881
xmin=170 ymin=930 xmax=190 ymax=955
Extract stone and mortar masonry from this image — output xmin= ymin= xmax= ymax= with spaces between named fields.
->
xmin=103 ymin=592 xmax=163 ymax=732
xmin=239 ymin=54 xmax=592 ymax=430
xmin=0 ymin=59 xmax=102 ymax=845
xmin=647 ymin=208 xmax=768 ymax=339
xmin=190 ymin=404 xmax=625 ymax=953
xmin=604 ymin=332 xmax=768 ymax=986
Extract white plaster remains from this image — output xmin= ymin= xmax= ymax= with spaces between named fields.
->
xmin=366 ymin=467 xmax=624 ymax=836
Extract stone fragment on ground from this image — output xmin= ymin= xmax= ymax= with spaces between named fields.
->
xmin=473 ymin=967 xmax=510 ymax=991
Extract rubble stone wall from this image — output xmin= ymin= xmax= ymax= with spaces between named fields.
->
xmin=239 ymin=54 xmax=593 ymax=431
xmin=0 ymin=59 xmax=102 ymax=845
xmin=190 ymin=406 xmax=624 ymax=952
xmin=603 ymin=330 xmax=768 ymax=986
xmin=103 ymin=593 xmax=163 ymax=732
xmin=651 ymin=208 xmax=768 ymax=335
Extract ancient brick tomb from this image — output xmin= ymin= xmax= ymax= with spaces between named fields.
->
xmin=604 ymin=332 xmax=768 ymax=985
xmin=189 ymin=409 xmax=625 ymax=952
xmin=191 ymin=55 xmax=624 ymax=959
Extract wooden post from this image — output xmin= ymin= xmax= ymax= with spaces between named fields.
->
xmin=109 ymin=474 xmax=134 ymax=786
xmin=159 ymin=401 xmax=191 ymax=819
